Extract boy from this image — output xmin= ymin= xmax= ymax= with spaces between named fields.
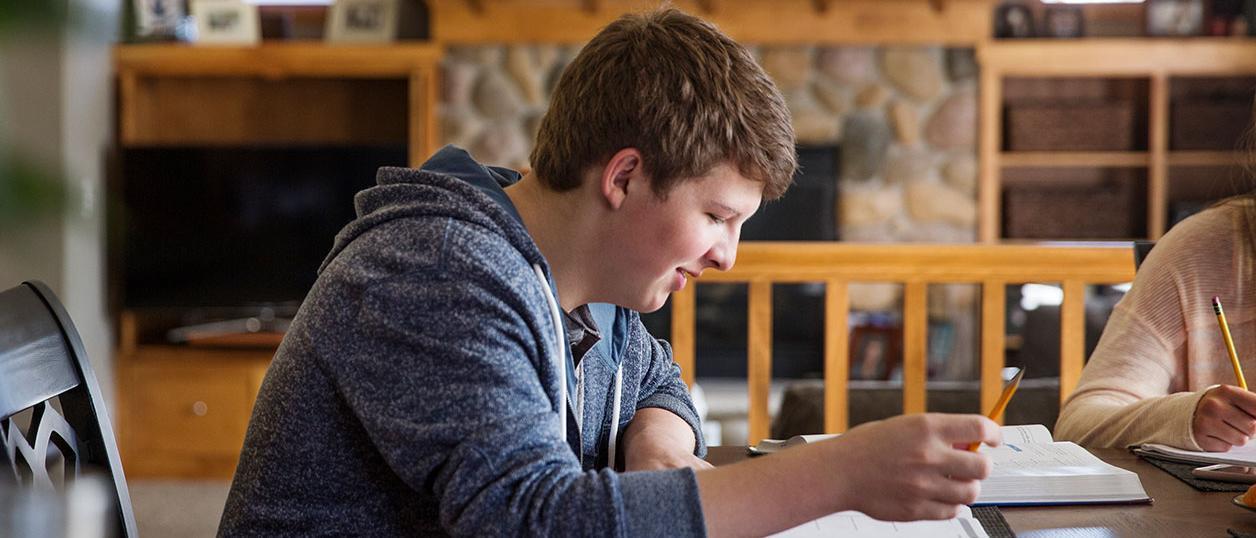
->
xmin=220 ymin=8 xmax=999 ymax=536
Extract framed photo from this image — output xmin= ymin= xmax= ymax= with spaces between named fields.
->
xmin=326 ymin=0 xmax=400 ymax=43
xmin=994 ymin=3 xmax=1035 ymax=39
xmin=190 ymin=0 xmax=260 ymax=45
xmin=850 ymin=326 xmax=901 ymax=381
xmin=1044 ymin=5 xmax=1085 ymax=38
xmin=1146 ymin=0 xmax=1206 ymax=36
xmin=133 ymin=0 xmax=185 ymax=39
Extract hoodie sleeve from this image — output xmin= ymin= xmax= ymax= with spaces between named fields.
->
xmin=626 ymin=314 xmax=708 ymax=458
xmin=317 ymin=248 xmax=706 ymax=537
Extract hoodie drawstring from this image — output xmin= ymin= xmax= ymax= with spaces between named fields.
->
xmin=532 ymin=264 xmax=624 ymax=469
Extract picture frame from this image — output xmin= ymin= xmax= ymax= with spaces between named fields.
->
xmin=994 ymin=3 xmax=1035 ymax=39
xmin=1146 ymin=0 xmax=1206 ymax=36
xmin=190 ymin=0 xmax=261 ymax=45
xmin=850 ymin=326 xmax=902 ymax=381
xmin=1044 ymin=5 xmax=1085 ymax=39
xmin=325 ymin=0 xmax=401 ymax=43
xmin=132 ymin=0 xmax=185 ymax=40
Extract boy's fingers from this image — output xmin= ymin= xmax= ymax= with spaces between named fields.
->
xmin=939 ymin=451 xmax=992 ymax=481
xmin=932 ymin=414 xmax=1002 ymax=446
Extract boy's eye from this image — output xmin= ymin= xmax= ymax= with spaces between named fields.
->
xmin=707 ymin=213 xmax=726 ymax=224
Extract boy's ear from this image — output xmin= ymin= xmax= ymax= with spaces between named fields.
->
xmin=599 ymin=148 xmax=645 ymax=211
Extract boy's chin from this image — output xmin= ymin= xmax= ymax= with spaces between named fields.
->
xmin=634 ymin=292 xmax=671 ymax=314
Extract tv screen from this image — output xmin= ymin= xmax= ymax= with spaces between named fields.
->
xmin=118 ymin=146 xmax=407 ymax=309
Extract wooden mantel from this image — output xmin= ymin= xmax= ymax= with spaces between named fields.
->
xmin=428 ymin=0 xmax=996 ymax=45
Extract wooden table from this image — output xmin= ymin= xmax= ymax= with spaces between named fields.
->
xmin=706 ymin=447 xmax=1256 ymax=537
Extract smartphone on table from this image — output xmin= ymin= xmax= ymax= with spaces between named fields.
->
xmin=1192 ymin=463 xmax=1256 ymax=483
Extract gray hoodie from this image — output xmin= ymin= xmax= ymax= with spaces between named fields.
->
xmin=218 ymin=146 xmax=707 ymax=536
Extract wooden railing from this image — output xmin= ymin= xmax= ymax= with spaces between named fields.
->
xmin=668 ymin=243 xmax=1136 ymax=444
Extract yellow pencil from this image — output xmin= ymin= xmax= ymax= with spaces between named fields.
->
xmin=968 ymin=368 xmax=1024 ymax=451
xmin=1213 ymin=296 xmax=1247 ymax=391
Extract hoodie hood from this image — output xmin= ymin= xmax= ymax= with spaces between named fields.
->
xmin=319 ymin=145 xmax=543 ymax=274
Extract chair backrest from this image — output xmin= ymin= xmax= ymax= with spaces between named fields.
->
xmin=0 ymin=281 xmax=136 ymax=537
xmin=1133 ymin=240 xmax=1156 ymax=271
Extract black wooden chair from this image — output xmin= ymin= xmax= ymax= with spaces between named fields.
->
xmin=0 ymin=281 xmax=137 ymax=536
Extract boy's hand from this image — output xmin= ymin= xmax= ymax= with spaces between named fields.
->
xmin=1193 ymin=385 xmax=1256 ymax=451
xmin=824 ymin=413 xmax=1000 ymax=522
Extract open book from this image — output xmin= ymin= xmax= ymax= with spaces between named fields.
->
xmin=1133 ymin=442 xmax=1256 ymax=466
xmin=768 ymin=505 xmax=988 ymax=538
xmin=751 ymin=424 xmax=1151 ymax=506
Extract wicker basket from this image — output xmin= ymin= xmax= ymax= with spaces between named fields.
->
xmin=1171 ymin=100 xmax=1254 ymax=151
xmin=1003 ymin=175 xmax=1140 ymax=239
xmin=1006 ymin=101 xmax=1135 ymax=151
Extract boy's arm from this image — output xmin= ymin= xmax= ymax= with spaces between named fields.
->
xmin=696 ymin=413 xmax=1000 ymax=537
xmin=624 ymin=316 xmax=707 ymax=459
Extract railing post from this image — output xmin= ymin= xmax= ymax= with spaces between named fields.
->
xmin=1059 ymin=280 xmax=1087 ymax=408
xmin=903 ymin=281 xmax=928 ymax=414
xmin=824 ymin=279 xmax=849 ymax=433
xmin=980 ymin=280 xmax=1006 ymax=421
xmin=670 ymin=285 xmax=696 ymax=388
xmin=748 ymin=280 xmax=773 ymax=445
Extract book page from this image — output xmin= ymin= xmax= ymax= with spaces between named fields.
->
xmin=985 ymin=441 xmax=1126 ymax=477
xmin=1138 ymin=443 xmax=1256 ymax=466
xmin=768 ymin=506 xmax=988 ymax=538
xmin=999 ymin=424 xmax=1053 ymax=445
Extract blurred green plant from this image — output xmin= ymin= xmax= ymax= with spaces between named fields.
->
xmin=0 ymin=2 xmax=70 ymax=226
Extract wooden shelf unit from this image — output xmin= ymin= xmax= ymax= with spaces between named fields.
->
xmin=112 ymin=42 xmax=441 ymax=478
xmin=114 ymin=42 xmax=442 ymax=164
xmin=978 ymin=39 xmax=1256 ymax=242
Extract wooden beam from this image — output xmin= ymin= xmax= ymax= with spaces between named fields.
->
xmin=428 ymin=0 xmax=996 ymax=45
xmin=977 ymin=54 xmax=1001 ymax=243
xmin=748 ymin=280 xmax=773 ymax=445
xmin=1149 ymin=73 xmax=1169 ymax=239
xmin=824 ymin=279 xmax=849 ymax=433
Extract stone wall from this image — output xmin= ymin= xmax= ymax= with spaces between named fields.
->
xmin=439 ymin=44 xmax=983 ymax=379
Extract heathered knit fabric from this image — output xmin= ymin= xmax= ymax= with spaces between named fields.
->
xmin=218 ymin=146 xmax=707 ymax=536
xmin=1056 ymin=200 xmax=1255 ymax=449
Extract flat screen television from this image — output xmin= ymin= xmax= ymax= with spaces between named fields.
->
xmin=116 ymin=145 xmax=407 ymax=310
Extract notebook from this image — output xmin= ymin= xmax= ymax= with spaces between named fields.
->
xmin=768 ymin=505 xmax=989 ymax=538
xmin=751 ymin=424 xmax=1151 ymax=506
xmin=1133 ymin=443 xmax=1256 ymax=466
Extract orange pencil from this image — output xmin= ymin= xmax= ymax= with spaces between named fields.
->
xmin=968 ymin=368 xmax=1024 ymax=451
xmin=1213 ymin=296 xmax=1247 ymax=390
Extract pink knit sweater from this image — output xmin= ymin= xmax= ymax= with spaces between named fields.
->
xmin=1055 ymin=201 xmax=1255 ymax=449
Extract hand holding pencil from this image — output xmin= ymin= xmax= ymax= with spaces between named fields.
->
xmin=1191 ymin=297 xmax=1256 ymax=452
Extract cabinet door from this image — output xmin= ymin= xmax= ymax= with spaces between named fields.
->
xmin=128 ymin=362 xmax=256 ymax=458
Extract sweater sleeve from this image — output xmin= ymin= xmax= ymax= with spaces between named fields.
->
xmin=1055 ymin=214 xmax=1204 ymax=450
xmin=319 ymin=262 xmax=706 ymax=537
xmin=626 ymin=314 xmax=708 ymax=458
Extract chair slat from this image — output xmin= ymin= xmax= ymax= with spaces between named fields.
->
xmin=823 ymin=279 xmax=849 ymax=433
xmin=1059 ymin=280 xmax=1087 ymax=407
xmin=669 ymin=285 xmax=697 ymax=388
xmin=902 ymin=281 xmax=928 ymax=414
xmin=980 ymin=280 xmax=1007 ymax=422
xmin=748 ymin=281 xmax=772 ymax=444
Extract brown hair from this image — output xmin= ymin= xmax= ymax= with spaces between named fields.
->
xmin=529 ymin=8 xmax=796 ymax=201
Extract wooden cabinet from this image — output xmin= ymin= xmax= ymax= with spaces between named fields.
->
xmin=112 ymin=43 xmax=440 ymax=478
xmin=117 ymin=343 xmax=272 ymax=478
xmin=977 ymin=39 xmax=1256 ymax=242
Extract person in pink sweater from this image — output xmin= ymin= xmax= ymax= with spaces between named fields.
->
xmin=1056 ymin=194 xmax=1256 ymax=451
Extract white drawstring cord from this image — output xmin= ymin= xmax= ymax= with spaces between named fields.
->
xmin=607 ymin=365 xmax=624 ymax=469
xmin=533 ymin=265 xmax=568 ymax=442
